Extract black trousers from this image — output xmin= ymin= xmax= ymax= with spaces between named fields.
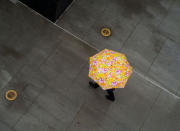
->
xmin=90 ymin=81 xmax=115 ymax=99
xmin=106 ymin=89 xmax=115 ymax=100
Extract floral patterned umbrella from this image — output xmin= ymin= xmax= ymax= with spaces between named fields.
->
xmin=89 ymin=49 xmax=132 ymax=90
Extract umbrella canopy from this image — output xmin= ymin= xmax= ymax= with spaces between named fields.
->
xmin=89 ymin=49 xmax=132 ymax=90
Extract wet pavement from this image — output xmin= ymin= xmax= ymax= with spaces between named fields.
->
xmin=58 ymin=0 xmax=180 ymax=96
xmin=0 ymin=0 xmax=180 ymax=130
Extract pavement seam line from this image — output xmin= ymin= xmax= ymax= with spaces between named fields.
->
xmin=145 ymin=39 xmax=164 ymax=75
xmin=133 ymin=69 xmax=180 ymax=99
xmin=38 ymin=41 xmax=60 ymax=68
xmin=157 ymin=0 xmax=175 ymax=27
xmin=18 ymin=0 xmax=100 ymax=52
xmin=11 ymin=84 xmax=47 ymax=129
xmin=155 ymin=0 xmax=178 ymax=44
xmin=55 ymin=0 xmax=77 ymax=23
xmin=120 ymin=19 xmax=142 ymax=50
xmin=138 ymin=90 xmax=162 ymax=131
xmin=145 ymin=0 xmax=177 ymax=75
xmin=18 ymin=0 xmax=180 ymax=100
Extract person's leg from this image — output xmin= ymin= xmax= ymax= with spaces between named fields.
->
xmin=94 ymin=83 xmax=99 ymax=88
xmin=106 ymin=89 xmax=115 ymax=101
xmin=89 ymin=81 xmax=99 ymax=88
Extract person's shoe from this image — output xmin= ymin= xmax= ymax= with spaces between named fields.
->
xmin=89 ymin=81 xmax=99 ymax=88
xmin=105 ymin=95 xmax=115 ymax=102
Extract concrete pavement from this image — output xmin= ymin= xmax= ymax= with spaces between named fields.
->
xmin=57 ymin=0 xmax=180 ymax=96
xmin=0 ymin=0 xmax=180 ymax=130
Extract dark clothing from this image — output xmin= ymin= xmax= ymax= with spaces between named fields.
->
xmin=89 ymin=81 xmax=99 ymax=88
xmin=106 ymin=89 xmax=115 ymax=101
xmin=89 ymin=81 xmax=115 ymax=101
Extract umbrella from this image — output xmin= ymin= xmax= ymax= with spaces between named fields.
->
xmin=89 ymin=49 xmax=132 ymax=90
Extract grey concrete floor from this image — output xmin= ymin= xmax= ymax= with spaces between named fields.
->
xmin=0 ymin=0 xmax=180 ymax=131
xmin=58 ymin=0 xmax=180 ymax=96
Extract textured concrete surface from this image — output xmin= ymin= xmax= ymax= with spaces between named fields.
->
xmin=0 ymin=0 xmax=180 ymax=131
xmin=57 ymin=0 xmax=180 ymax=96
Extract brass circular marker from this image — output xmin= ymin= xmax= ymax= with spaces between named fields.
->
xmin=5 ymin=90 xmax=17 ymax=101
xmin=101 ymin=28 xmax=111 ymax=37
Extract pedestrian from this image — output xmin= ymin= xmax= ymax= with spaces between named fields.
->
xmin=88 ymin=49 xmax=133 ymax=102
xmin=89 ymin=81 xmax=115 ymax=101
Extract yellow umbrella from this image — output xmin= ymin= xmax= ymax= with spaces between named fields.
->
xmin=89 ymin=49 xmax=132 ymax=90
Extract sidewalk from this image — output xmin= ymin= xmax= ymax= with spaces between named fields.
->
xmin=0 ymin=0 xmax=180 ymax=131
xmin=57 ymin=0 xmax=180 ymax=96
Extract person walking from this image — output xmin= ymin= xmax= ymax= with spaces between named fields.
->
xmin=88 ymin=49 xmax=133 ymax=102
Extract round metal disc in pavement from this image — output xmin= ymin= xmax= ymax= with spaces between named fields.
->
xmin=5 ymin=90 xmax=17 ymax=101
xmin=101 ymin=28 xmax=111 ymax=37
